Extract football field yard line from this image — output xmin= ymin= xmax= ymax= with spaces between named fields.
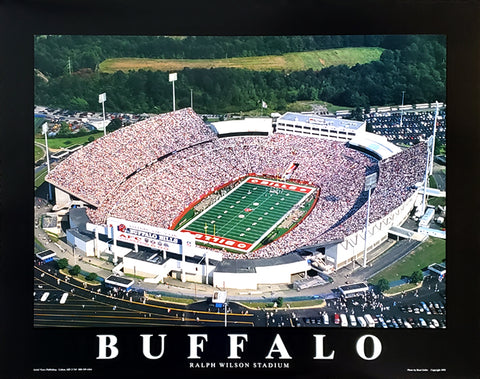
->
xmin=181 ymin=177 xmax=314 ymax=252
xmin=218 ymin=187 xmax=278 ymax=238
xmin=189 ymin=184 xmax=299 ymax=244
xmin=181 ymin=177 xmax=253 ymax=232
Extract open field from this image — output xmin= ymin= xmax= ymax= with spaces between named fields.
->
xmin=99 ymin=47 xmax=384 ymax=73
xmin=35 ymin=132 xmax=104 ymax=150
xmin=35 ymin=145 xmax=44 ymax=161
xmin=35 ymin=167 xmax=48 ymax=190
xmin=369 ymin=237 xmax=446 ymax=284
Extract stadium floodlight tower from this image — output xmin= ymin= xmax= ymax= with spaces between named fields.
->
xmin=429 ymin=101 xmax=440 ymax=175
xmin=169 ymin=72 xmax=177 ymax=112
xmin=399 ymin=90 xmax=405 ymax=128
xmin=363 ymin=172 xmax=377 ymax=267
xmin=42 ymin=122 xmax=52 ymax=201
xmin=98 ymin=92 xmax=107 ymax=136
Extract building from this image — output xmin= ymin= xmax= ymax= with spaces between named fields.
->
xmin=274 ymin=112 xmax=366 ymax=141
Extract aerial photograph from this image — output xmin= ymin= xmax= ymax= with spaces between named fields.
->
xmin=34 ymin=34 xmax=447 ymax=329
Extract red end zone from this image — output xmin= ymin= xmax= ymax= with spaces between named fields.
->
xmin=181 ymin=230 xmax=252 ymax=252
xmin=246 ymin=177 xmax=313 ymax=193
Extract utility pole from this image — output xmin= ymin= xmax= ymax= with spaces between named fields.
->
xmin=363 ymin=172 xmax=377 ymax=267
xmin=399 ymin=90 xmax=405 ymax=129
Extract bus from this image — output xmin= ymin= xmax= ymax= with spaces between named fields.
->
xmin=59 ymin=293 xmax=69 ymax=304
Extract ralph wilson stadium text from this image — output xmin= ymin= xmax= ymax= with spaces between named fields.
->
xmin=45 ymin=108 xmax=427 ymax=277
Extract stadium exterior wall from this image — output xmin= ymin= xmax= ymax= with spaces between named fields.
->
xmin=213 ymin=272 xmax=258 ymax=290
xmin=123 ymin=255 xmax=216 ymax=284
xmin=328 ymin=191 xmax=418 ymax=269
xmin=255 ymin=260 xmax=309 ymax=285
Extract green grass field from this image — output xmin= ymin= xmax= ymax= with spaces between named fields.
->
xmin=35 ymin=145 xmax=44 ymax=161
xmin=35 ymin=167 xmax=48 ymax=190
xmin=370 ymin=237 xmax=446 ymax=284
xmin=99 ymin=47 xmax=384 ymax=74
xmin=35 ymin=132 xmax=103 ymax=150
xmin=180 ymin=177 xmax=316 ymax=253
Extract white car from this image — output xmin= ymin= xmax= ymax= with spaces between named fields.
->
xmin=349 ymin=314 xmax=357 ymax=327
xmin=323 ymin=313 xmax=329 ymax=325
xmin=357 ymin=316 xmax=367 ymax=328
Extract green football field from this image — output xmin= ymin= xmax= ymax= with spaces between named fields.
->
xmin=181 ymin=177 xmax=316 ymax=252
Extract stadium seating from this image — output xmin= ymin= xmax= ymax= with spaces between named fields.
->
xmin=47 ymin=108 xmax=427 ymax=260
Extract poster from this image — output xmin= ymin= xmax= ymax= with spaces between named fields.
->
xmin=0 ymin=1 xmax=478 ymax=377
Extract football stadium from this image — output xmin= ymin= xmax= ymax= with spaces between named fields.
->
xmin=45 ymin=108 xmax=428 ymax=289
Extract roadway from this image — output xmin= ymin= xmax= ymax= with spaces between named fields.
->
xmin=34 ymin=262 xmax=256 ymax=327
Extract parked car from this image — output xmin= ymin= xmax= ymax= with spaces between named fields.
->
xmin=349 ymin=314 xmax=357 ymax=327
xmin=334 ymin=313 xmax=340 ymax=325
xmin=357 ymin=316 xmax=366 ymax=328
xmin=323 ymin=314 xmax=329 ymax=325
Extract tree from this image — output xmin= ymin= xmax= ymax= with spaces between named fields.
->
xmin=86 ymin=272 xmax=98 ymax=282
xmin=276 ymin=297 xmax=284 ymax=308
xmin=69 ymin=264 xmax=81 ymax=276
xmin=350 ymin=107 xmax=364 ymax=121
xmin=377 ymin=278 xmax=390 ymax=293
xmin=57 ymin=258 xmax=68 ymax=270
xmin=410 ymin=270 xmax=424 ymax=284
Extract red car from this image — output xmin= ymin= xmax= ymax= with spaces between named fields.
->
xmin=334 ymin=313 xmax=340 ymax=325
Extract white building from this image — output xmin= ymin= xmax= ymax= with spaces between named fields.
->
xmin=275 ymin=112 xmax=366 ymax=141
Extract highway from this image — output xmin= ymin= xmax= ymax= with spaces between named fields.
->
xmin=34 ymin=263 xmax=256 ymax=327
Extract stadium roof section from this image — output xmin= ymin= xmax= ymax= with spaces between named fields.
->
xmin=69 ymin=207 xmax=90 ymax=233
xmin=211 ymin=118 xmax=273 ymax=136
xmin=348 ymin=132 xmax=402 ymax=160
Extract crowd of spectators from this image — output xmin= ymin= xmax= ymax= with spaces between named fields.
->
xmin=49 ymin=108 xmax=428 ymax=260
xmin=365 ymin=109 xmax=446 ymax=145
xmin=46 ymin=108 xmax=215 ymax=206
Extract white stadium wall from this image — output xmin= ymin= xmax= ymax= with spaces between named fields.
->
xmin=255 ymin=260 xmax=310 ymax=285
xmin=213 ymin=271 xmax=258 ymax=290
xmin=327 ymin=191 xmax=418 ymax=269
xmin=66 ymin=229 xmax=95 ymax=256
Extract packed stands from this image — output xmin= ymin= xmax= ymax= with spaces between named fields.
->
xmin=48 ymin=108 xmax=427 ymax=260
